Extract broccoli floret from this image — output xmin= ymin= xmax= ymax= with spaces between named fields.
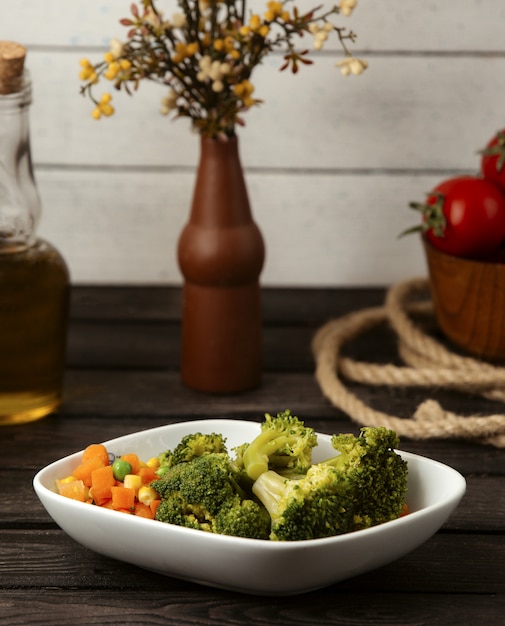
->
xmin=320 ymin=426 xmax=408 ymax=530
xmin=252 ymin=426 xmax=409 ymax=541
xmin=242 ymin=410 xmax=318 ymax=480
xmin=156 ymin=432 xmax=228 ymax=476
xmin=151 ymin=453 xmax=270 ymax=540
xmin=214 ymin=495 xmax=271 ymax=539
xmin=252 ymin=465 xmax=354 ymax=541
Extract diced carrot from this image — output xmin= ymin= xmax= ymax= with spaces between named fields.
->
xmin=150 ymin=499 xmax=161 ymax=517
xmin=139 ymin=466 xmax=158 ymax=485
xmin=91 ymin=465 xmax=115 ymax=505
xmin=134 ymin=501 xmax=154 ymax=519
xmin=82 ymin=443 xmax=110 ymax=466
xmin=72 ymin=456 xmax=106 ymax=488
xmin=57 ymin=479 xmax=87 ymax=502
xmin=101 ymin=499 xmax=114 ymax=509
xmin=120 ymin=453 xmax=141 ymax=475
xmin=111 ymin=485 xmax=136 ymax=511
xmin=400 ymin=503 xmax=410 ymax=517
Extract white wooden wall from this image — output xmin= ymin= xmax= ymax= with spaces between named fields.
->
xmin=3 ymin=1 xmax=505 ymax=286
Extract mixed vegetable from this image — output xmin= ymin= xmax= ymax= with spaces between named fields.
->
xmin=403 ymin=128 xmax=505 ymax=260
xmin=56 ymin=411 xmax=409 ymax=541
xmin=56 ymin=443 xmax=161 ymax=519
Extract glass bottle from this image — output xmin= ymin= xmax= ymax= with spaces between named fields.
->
xmin=0 ymin=42 xmax=69 ymax=424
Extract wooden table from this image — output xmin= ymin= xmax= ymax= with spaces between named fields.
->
xmin=2 ymin=286 xmax=504 ymax=625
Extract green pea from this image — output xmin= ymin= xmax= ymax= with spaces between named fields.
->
xmin=112 ymin=457 xmax=133 ymax=481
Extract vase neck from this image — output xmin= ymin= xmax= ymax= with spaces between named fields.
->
xmin=189 ymin=135 xmax=252 ymax=227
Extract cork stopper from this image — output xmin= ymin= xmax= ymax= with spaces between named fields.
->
xmin=0 ymin=41 xmax=26 ymax=95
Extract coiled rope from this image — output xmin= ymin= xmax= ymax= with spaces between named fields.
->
xmin=312 ymin=277 xmax=505 ymax=447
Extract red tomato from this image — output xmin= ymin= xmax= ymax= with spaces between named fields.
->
xmin=414 ymin=175 xmax=505 ymax=258
xmin=481 ymin=129 xmax=505 ymax=193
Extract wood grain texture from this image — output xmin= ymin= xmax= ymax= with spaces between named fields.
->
xmin=425 ymin=239 xmax=505 ymax=359
xmin=3 ymin=1 xmax=504 ymax=285
xmin=1 ymin=589 xmax=504 ymax=626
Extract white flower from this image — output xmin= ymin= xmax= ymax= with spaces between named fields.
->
xmin=336 ymin=56 xmax=368 ymax=76
xmin=208 ymin=60 xmax=224 ymax=81
xmin=197 ymin=56 xmax=231 ymax=90
xmin=171 ymin=12 xmax=187 ymax=29
xmin=144 ymin=7 xmax=162 ymax=28
xmin=309 ymin=23 xmax=331 ymax=50
xmin=313 ymin=31 xmax=328 ymax=50
xmin=339 ymin=0 xmax=358 ymax=17
xmin=109 ymin=38 xmax=124 ymax=59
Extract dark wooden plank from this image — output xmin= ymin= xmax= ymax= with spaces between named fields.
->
xmin=65 ymin=288 xmax=394 ymax=371
xmin=65 ymin=322 xmax=320 ymax=371
xmin=69 ymin=286 xmax=387 ymax=324
xmin=0 ymin=530 xmax=503 ymax=595
xmin=2 ymin=371 xmax=505 ymax=475
xmin=0 ymin=588 xmax=503 ymax=625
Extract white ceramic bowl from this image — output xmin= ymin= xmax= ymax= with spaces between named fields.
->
xmin=33 ymin=419 xmax=466 ymax=596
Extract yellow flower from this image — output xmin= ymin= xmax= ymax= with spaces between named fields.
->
xmin=249 ymin=14 xmax=262 ymax=31
xmin=264 ymin=1 xmax=289 ymax=22
xmin=160 ymin=90 xmax=178 ymax=115
xmin=186 ymin=42 xmax=199 ymax=56
xmin=92 ymin=93 xmax=115 ymax=120
xmin=104 ymin=61 xmax=121 ymax=80
xmin=79 ymin=59 xmax=98 ymax=83
xmin=224 ymin=36 xmax=236 ymax=51
xmin=172 ymin=41 xmax=198 ymax=63
xmin=233 ymin=79 xmax=255 ymax=107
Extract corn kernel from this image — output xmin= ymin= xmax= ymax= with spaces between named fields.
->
xmin=146 ymin=457 xmax=160 ymax=469
xmin=123 ymin=474 xmax=143 ymax=492
xmin=138 ymin=485 xmax=158 ymax=506
xmin=58 ymin=475 xmax=77 ymax=485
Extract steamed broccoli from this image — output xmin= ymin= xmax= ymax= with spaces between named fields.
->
xmin=252 ymin=426 xmax=408 ymax=541
xmin=214 ymin=496 xmax=271 ymax=538
xmin=241 ymin=410 xmax=318 ymax=480
xmin=321 ymin=426 xmax=408 ymax=530
xmin=252 ymin=465 xmax=354 ymax=541
xmin=156 ymin=431 xmax=228 ymax=476
xmin=151 ymin=453 xmax=270 ymax=539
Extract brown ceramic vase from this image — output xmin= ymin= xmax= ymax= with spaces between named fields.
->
xmin=177 ymin=135 xmax=265 ymax=393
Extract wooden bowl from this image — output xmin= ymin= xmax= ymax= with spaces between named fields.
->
xmin=423 ymin=237 xmax=505 ymax=361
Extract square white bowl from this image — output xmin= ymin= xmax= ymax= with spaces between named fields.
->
xmin=33 ymin=419 xmax=466 ymax=596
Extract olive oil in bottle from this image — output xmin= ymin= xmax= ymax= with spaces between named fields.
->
xmin=0 ymin=42 xmax=69 ymax=424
